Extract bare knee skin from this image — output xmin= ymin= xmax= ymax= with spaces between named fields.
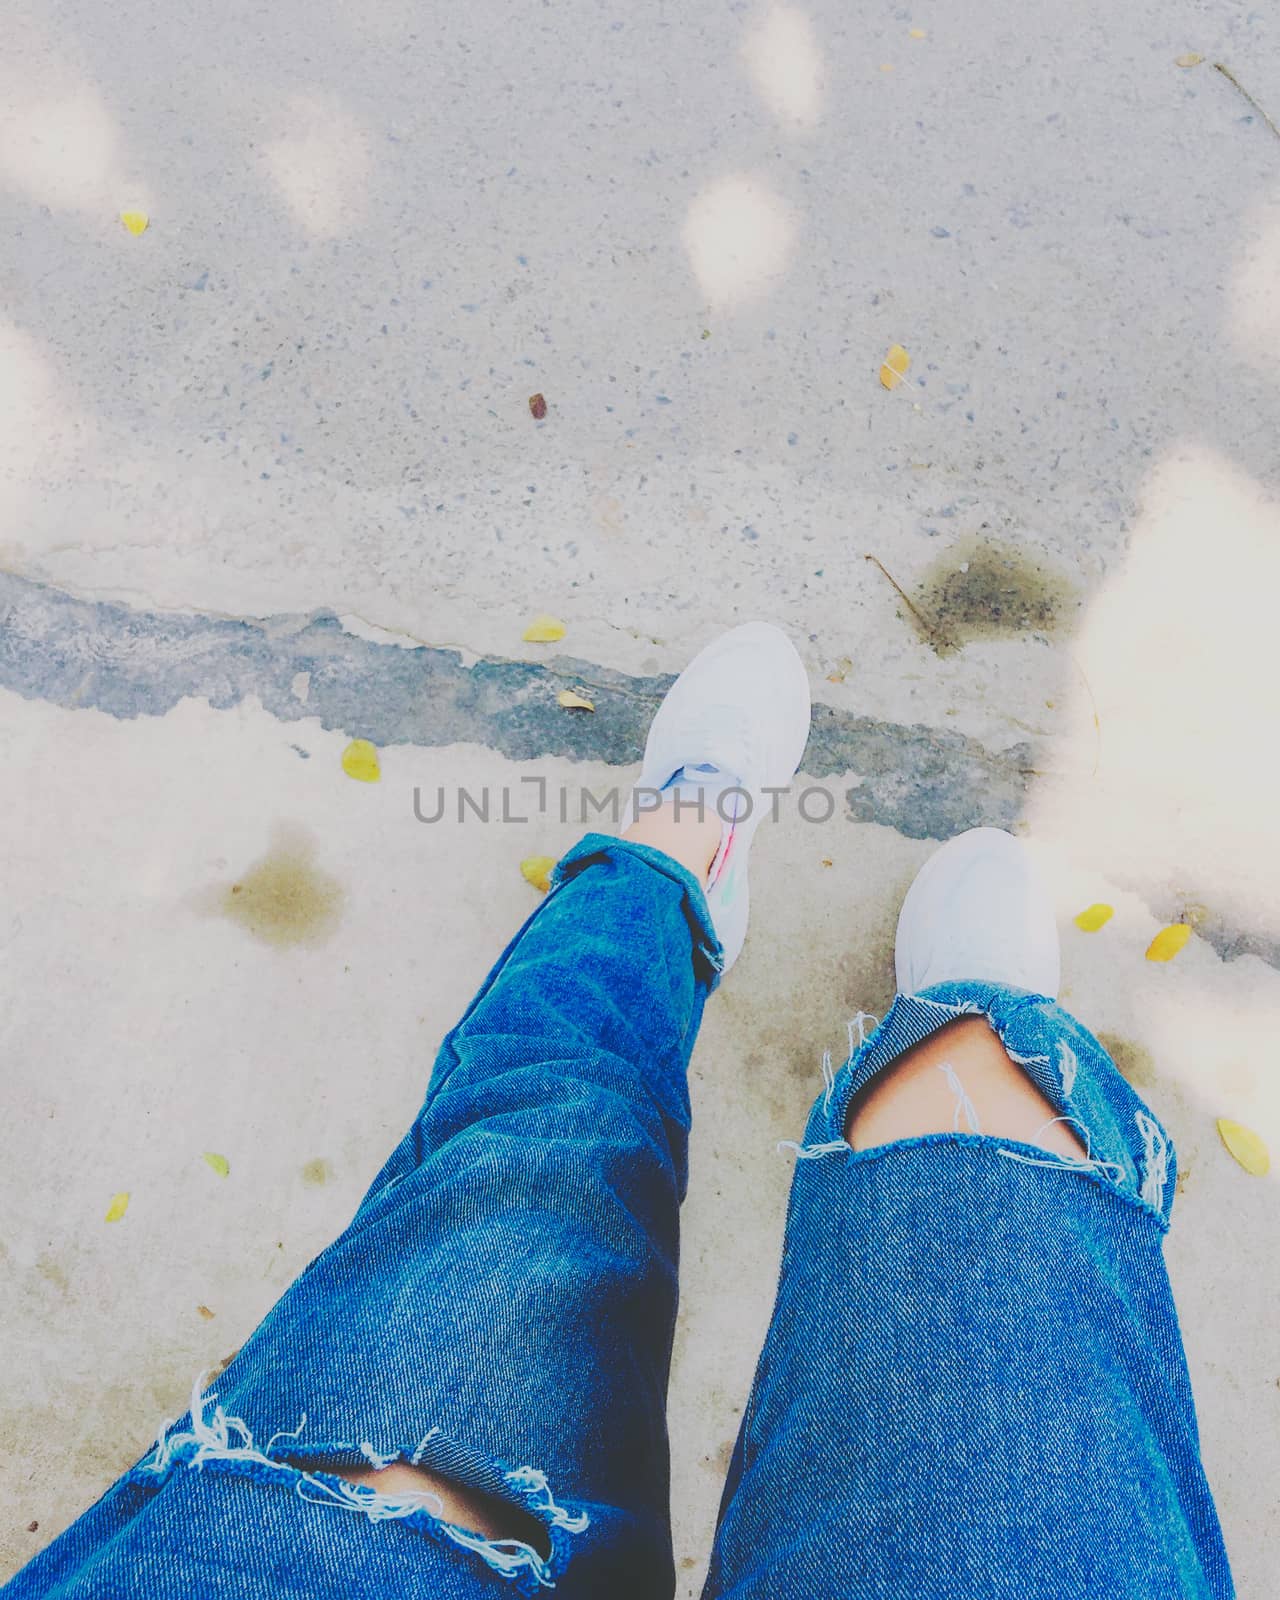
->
xmin=294 ymin=1458 xmax=550 ymax=1554
xmin=845 ymin=1017 xmax=1088 ymax=1161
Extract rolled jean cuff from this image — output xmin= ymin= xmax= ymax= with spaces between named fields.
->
xmin=553 ymin=832 xmax=724 ymax=989
xmin=812 ymin=982 xmax=1178 ymax=1228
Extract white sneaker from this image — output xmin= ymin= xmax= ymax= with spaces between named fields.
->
xmin=894 ymin=827 xmax=1061 ymax=998
xmin=635 ymin=622 xmax=811 ymax=971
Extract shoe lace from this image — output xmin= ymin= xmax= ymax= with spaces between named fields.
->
xmin=668 ymin=704 xmax=763 ymax=790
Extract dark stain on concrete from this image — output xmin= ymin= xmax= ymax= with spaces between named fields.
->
xmin=219 ymin=828 xmax=343 ymax=949
xmin=206 ymin=1349 xmax=239 ymax=1383
xmin=912 ymin=536 xmax=1081 ymax=657
xmin=829 ymin=868 xmax=910 ymax=1019
xmin=301 ymin=1158 xmax=333 ymax=1186
xmin=1096 ymin=1032 xmax=1159 ymax=1090
xmin=34 ymin=1253 xmax=71 ymax=1298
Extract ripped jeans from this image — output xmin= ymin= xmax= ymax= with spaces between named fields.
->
xmin=5 ymin=835 xmax=1233 ymax=1599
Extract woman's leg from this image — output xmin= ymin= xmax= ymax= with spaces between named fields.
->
xmin=324 ymin=800 xmax=723 ymax=1537
xmin=4 ymin=622 xmax=811 ymax=1600
xmin=703 ymin=829 xmax=1234 ymax=1600
xmin=7 ymin=833 xmax=718 ymax=1600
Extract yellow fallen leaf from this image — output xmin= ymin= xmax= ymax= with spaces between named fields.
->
xmin=1216 ymin=1118 xmax=1269 ymax=1176
xmin=520 ymin=855 xmax=556 ymax=893
xmin=105 ymin=1191 xmax=130 ymax=1223
xmin=341 ymin=738 xmax=381 ymax=783
xmin=197 ymin=1304 xmax=216 ymax=1319
xmin=1146 ymin=923 xmax=1191 ymax=962
xmin=523 ymin=614 xmax=567 ymax=644
xmin=1175 ymin=52 xmax=1204 ymax=68
xmin=120 ymin=210 xmax=149 ymax=236
xmin=203 ymin=1152 xmax=230 ymax=1178
xmin=557 ymin=689 xmax=595 ymax=712
xmin=909 ymin=27 xmax=927 ymax=38
xmin=1074 ymin=903 xmax=1114 ymax=932
xmin=879 ymin=62 xmax=895 ymax=72
xmin=879 ymin=344 xmax=910 ymax=390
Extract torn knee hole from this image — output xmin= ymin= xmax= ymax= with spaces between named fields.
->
xmin=143 ymin=1377 xmax=588 ymax=1586
xmin=301 ymin=1458 xmax=552 ymax=1558
xmin=844 ymin=1017 xmax=1088 ymax=1159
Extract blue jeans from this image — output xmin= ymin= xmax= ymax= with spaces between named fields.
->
xmin=5 ymin=836 xmax=1233 ymax=1598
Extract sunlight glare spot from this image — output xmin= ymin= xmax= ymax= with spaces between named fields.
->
xmin=742 ymin=7 xmax=825 ymax=126
xmin=0 ymin=89 xmax=121 ymax=211
xmin=1026 ymin=447 xmax=1280 ymax=950
xmin=683 ymin=176 xmax=795 ymax=308
xmin=1228 ymin=198 xmax=1280 ymax=364
xmin=263 ymin=96 xmax=372 ymax=238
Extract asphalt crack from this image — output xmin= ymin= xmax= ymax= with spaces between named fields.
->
xmin=1 ymin=572 xmax=1274 ymax=969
